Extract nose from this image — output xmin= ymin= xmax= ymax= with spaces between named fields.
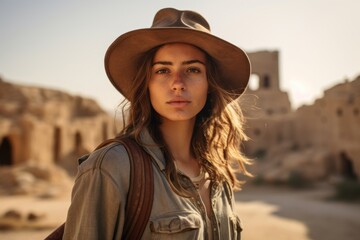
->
xmin=171 ymin=72 xmax=185 ymax=91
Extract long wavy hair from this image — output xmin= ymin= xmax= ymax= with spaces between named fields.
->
xmin=119 ymin=45 xmax=252 ymax=197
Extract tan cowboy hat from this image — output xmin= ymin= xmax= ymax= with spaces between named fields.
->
xmin=105 ymin=8 xmax=251 ymax=100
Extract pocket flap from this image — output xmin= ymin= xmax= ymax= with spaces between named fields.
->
xmin=150 ymin=212 xmax=201 ymax=234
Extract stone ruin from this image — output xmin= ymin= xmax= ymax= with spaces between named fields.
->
xmin=241 ymin=50 xmax=360 ymax=184
xmin=0 ymin=77 xmax=116 ymax=196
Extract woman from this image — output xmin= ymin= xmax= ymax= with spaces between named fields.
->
xmin=63 ymin=8 xmax=251 ymax=240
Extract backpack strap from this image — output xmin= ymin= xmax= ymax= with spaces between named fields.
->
xmin=44 ymin=223 xmax=64 ymax=240
xmin=45 ymin=137 xmax=154 ymax=240
xmin=114 ymin=137 xmax=154 ymax=240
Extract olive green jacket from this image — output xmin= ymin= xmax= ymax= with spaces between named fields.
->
xmin=63 ymin=129 xmax=242 ymax=240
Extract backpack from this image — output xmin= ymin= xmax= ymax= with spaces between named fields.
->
xmin=44 ymin=137 xmax=154 ymax=240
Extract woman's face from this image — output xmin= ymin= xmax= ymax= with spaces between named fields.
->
xmin=148 ymin=43 xmax=208 ymax=123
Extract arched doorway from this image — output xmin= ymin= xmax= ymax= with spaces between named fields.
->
xmin=263 ymin=74 xmax=271 ymax=89
xmin=0 ymin=137 xmax=13 ymax=166
xmin=339 ymin=152 xmax=357 ymax=180
xmin=53 ymin=127 xmax=62 ymax=162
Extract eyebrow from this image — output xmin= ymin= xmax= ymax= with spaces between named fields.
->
xmin=152 ymin=59 xmax=206 ymax=66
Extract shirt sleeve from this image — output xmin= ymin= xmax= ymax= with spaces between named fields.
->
xmin=63 ymin=144 xmax=130 ymax=240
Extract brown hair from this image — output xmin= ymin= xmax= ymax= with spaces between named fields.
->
xmin=119 ymin=45 xmax=251 ymax=197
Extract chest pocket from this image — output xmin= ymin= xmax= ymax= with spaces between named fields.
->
xmin=150 ymin=211 xmax=203 ymax=239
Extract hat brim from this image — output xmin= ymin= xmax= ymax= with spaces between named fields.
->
xmin=105 ymin=28 xmax=251 ymax=100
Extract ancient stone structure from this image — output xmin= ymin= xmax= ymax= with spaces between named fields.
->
xmin=242 ymin=50 xmax=360 ymax=182
xmin=0 ymin=77 xmax=115 ymax=173
xmin=293 ymin=77 xmax=360 ymax=180
xmin=242 ymin=50 xmax=292 ymax=156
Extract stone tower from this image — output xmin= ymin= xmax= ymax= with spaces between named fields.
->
xmin=245 ymin=50 xmax=291 ymax=116
xmin=248 ymin=50 xmax=280 ymax=91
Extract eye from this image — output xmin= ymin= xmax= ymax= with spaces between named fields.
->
xmin=154 ymin=68 xmax=170 ymax=74
xmin=187 ymin=67 xmax=201 ymax=73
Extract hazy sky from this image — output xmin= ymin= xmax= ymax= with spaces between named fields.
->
xmin=1 ymin=0 xmax=359 ymax=111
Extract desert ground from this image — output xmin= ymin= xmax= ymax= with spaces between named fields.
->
xmin=235 ymin=185 xmax=360 ymax=240
xmin=0 ymin=184 xmax=359 ymax=240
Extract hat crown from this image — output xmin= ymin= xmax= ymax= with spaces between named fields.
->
xmin=151 ymin=8 xmax=211 ymax=33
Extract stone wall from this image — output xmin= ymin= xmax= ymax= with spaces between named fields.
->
xmin=293 ymin=77 xmax=360 ymax=179
xmin=0 ymin=78 xmax=115 ymax=172
xmin=242 ymin=51 xmax=359 ymax=182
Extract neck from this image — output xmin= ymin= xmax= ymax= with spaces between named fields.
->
xmin=159 ymin=119 xmax=195 ymax=162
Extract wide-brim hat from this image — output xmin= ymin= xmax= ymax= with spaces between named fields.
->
xmin=105 ymin=8 xmax=251 ymax=100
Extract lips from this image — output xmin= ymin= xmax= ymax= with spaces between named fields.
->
xmin=166 ymin=98 xmax=191 ymax=107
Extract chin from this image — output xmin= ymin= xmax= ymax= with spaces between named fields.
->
xmin=162 ymin=115 xmax=197 ymax=123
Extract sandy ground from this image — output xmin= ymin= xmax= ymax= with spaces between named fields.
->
xmin=235 ymin=185 xmax=360 ymax=240
xmin=0 ymin=193 xmax=71 ymax=240
xmin=0 ymin=185 xmax=359 ymax=240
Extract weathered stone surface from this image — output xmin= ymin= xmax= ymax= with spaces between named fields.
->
xmin=243 ymin=51 xmax=360 ymax=183
xmin=0 ymin=79 xmax=115 ymax=175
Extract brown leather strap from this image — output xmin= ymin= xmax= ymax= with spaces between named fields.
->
xmin=44 ymin=223 xmax=64 ymax=240
xmin=96 ymin=137 xmax=154 ymax=239
xmin=44 ymin=137 xmax=154 ymax=240
xmin=118 ymin=137 xmax=154 ymax=240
